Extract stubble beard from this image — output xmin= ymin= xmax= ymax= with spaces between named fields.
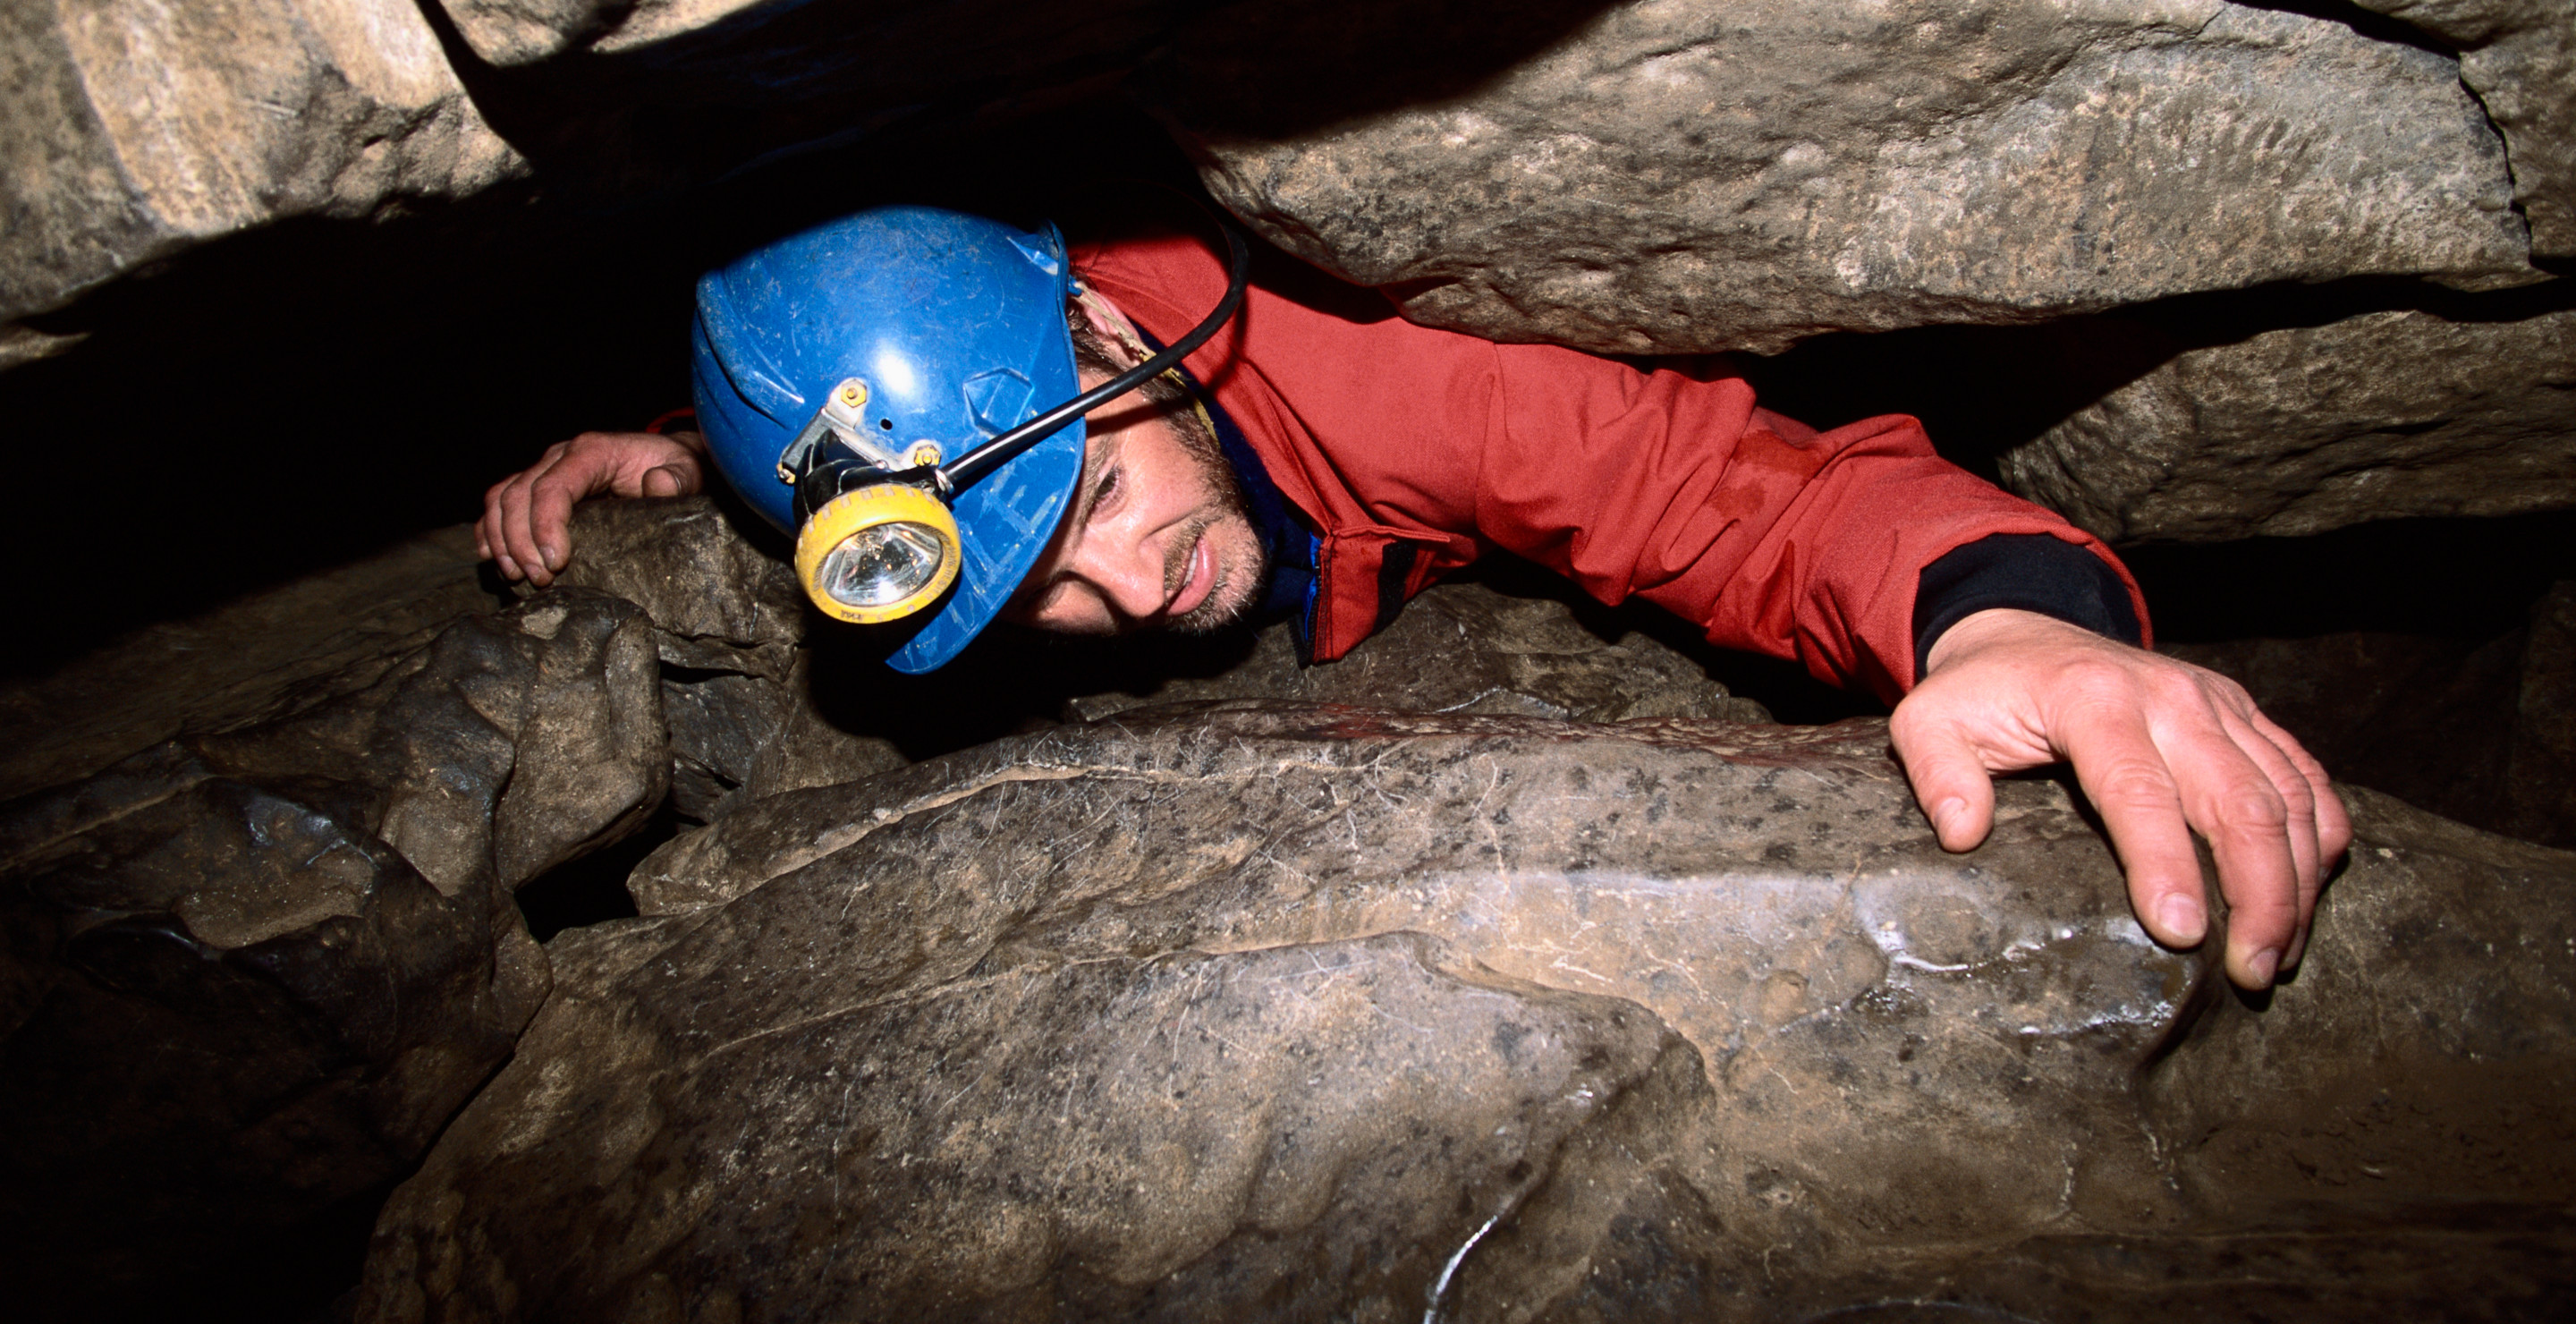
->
xmin=1161 ymin=420 xmax=1267 ymax=636
xmin=1069 ymin=305 xmax=1268 ymax=636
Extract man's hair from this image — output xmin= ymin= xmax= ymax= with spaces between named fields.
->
xmin=1064 ymin=304 xmax=1224 ymax=466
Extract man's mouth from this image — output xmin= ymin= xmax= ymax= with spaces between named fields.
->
xmin=1166 ymin=531 xmax=1216 ymax=619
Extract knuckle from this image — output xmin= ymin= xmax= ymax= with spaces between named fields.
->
xmin=2089 ymin=768 xmax=2179 ymax=814
xmin=2215 ymin=784 xmax=2291 ymax=835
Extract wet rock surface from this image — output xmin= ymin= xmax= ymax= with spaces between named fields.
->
xmin=0 ymin=589 xmax=665 ymax=1315
xmin=359 ymin=703 xmax=2576 ymax=1321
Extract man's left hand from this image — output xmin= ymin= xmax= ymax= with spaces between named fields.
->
xmin=1889 ymin=608 xmax=2350 ymax=989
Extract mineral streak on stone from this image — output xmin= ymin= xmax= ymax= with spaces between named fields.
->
xmin=0 ymin=590 xmax=666 ymax=1311
xmin=1154 ymin=0 xmax=2541 ymax=356
xmin=358 ymin=702 xmax=2576 ymax=1320
xmin=1998 ymin=306 xmax=2576 ymax=542
xmin=0 ymin=0 xmax=525 ymax=330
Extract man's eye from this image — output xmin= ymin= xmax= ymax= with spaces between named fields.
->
xmin=1089 ymin=466 xmax=1123 ymax=522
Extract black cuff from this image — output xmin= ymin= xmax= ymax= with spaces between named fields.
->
xmin=1912 ymin=534 xmax=2141 ymax=679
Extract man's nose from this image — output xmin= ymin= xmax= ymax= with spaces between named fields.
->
xmin=1073 ymin=537 xmax=1166 ymax=625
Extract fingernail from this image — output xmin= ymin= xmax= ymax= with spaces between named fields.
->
xmin=2248 ymin=947 xmax=2281 ymax=986
xmin=539 ymin=544 xmax=562 ymax=570
xmin=2157 ymin=895 xmax=2206 ymax=944
xmin=496 ymin=556 xmax=520 ymax=579
xmin=1932 ymin=798 xmax=1966 ymax=838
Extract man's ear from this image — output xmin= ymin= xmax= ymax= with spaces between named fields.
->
xmin=1072 ymin=288 xmax=1154 ymax=370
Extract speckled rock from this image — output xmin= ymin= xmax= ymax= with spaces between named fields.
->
xmin=1156 ymin=0 xmax=2542 ymax=357
xmin=1997 ymin=305 xmax=2576 ymax=542
xmin=360 ymin=703 xmax=2576 ymax=1320
xmin=0 ymin=590 xmax=665 ymax=1314
xmin=527 ymin=496 xmax=913 ymax=820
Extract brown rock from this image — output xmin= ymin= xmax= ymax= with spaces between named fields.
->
xmin=1157 ymin=0 xmax=2540 ymax=356
xmin=0 ymin=0 xmax=523 ymax=328
xmin=2359 ymin=0 xmax=2576 ymax=258
xmin=0 ymin=525 xmax=496 ymax=804
xmin=1063 ymin=576 xmax=1772 ymax=726
xmin=357 ymin=702 xmax=2576 ymax=1320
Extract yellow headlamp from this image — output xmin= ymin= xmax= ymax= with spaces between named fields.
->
xmin=792 ymin=482 xmax=963 ymax=624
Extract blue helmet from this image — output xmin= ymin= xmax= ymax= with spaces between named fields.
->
xmin=690 ymin=206 xmax=1087 ymax=674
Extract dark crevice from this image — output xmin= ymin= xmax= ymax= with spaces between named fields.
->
xmin=513 ymin=798 xmax=675 ymax=940
xmin=1740 ymin=272 xmax=2573 ymax=485
xmin=2225 ymin=1 xmax=2462 ymax=61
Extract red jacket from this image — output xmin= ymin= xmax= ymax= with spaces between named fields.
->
xmin=1072 ymin=225 xmax=2148 ymax=703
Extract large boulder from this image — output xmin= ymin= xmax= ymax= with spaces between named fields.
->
xmin=359 ymin=703 xmax=2576 ymax=1320
xmin=1154 ymin=0 xmax=2545 ymax=357
xmin=1996 ymin=304 xmax=2576 ymax=541
xmin=0 ymin=0 xmax=522 ymax=345
xmin=0 ymin=589 xmax=665 ymax=1315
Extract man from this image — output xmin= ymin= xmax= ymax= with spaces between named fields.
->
xmin=481 ymin=205 xmax=2346 ymax=990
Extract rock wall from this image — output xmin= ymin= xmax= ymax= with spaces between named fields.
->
xmin=0 ymin=0 xmax=523 ymax=361
xmin=0 ymin=589 xmax=665 ymax=1314
xmin=1162 ymin=0 xmax=2545 ymax=352
xmin=355 ymin=704 xmax=2576 ymax=1321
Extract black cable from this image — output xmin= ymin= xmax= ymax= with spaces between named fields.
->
xmin=939 ymin=223 xmax=1251 ymax=492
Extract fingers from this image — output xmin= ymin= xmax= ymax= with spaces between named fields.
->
xmin=477 ymin=432 xmax=698 ymax=586
xmin=2242 ymin=706 xmax=2348 ymax=970
xmin=1888 ymin=704 xmax=1999 ymax=853
xmin=487 ymin=442 xmax=569 ymax=586
xmin=640 ymin=464 xmax=688 ymax=498
xmin=2053 ymin=697 xmax=2213 ymax=953
xmin=1907 ymin=610 xmax=2343 ymax=991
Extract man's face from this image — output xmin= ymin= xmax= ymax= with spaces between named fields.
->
xmin=1002 ymin=366 xmax=1267 ymax=635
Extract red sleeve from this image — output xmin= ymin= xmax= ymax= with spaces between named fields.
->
xmin=1476 ymin=345 xmax=2148 ymax=700
xmin=1074 ymin=225 xmax=2147 ymax=701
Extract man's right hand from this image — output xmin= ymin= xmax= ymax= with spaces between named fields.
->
xmin=478 ymin=430 xmax=708 ymax=586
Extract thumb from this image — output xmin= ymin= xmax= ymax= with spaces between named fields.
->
xmin=1892 ymin=716 xmax=1998 ymax=852
xmin=640 ymin=464 xmax=693 ymax=497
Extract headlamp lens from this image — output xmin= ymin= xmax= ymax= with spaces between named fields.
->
xmin=818 ymin=522 xmax=949 ymax=609
xmin=793 ymin=471 xmax=962 ymax=624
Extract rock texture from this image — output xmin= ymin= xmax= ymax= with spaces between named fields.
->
xmin=0 ymin=0 xmax=523 ymax=337
xmin=1997 ymin=304 xmax=2576 ymax=541
xmin=2360 ymin=0 xmax=2576 ymax=258
xmin=0 ymin=590 xmax=665 ymax=1314
xmin=1063 ymin=575 xmax=1771 ymax=728
xmin=361 ymin=703 xmax=2576 ymax=1321
xmin=0 ymin=525 xmax=496 ymax=804
xmin=1157 ymin=0 xmax=2543 ymax=357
